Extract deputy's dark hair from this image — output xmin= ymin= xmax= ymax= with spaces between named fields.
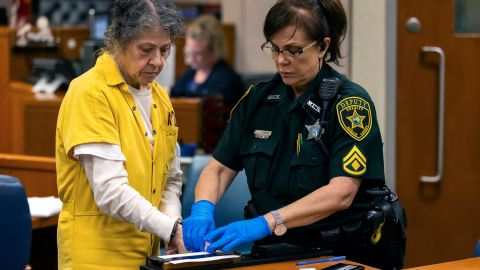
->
xmin=263 ymin=0 xmax=346 ymax=64
xmin=104 ymin=0 xmax=184 ymax=53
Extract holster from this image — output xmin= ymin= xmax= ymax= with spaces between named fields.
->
xmin=245 ymin=186 xmax=407 ymax=269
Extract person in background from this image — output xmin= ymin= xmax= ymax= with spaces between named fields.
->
xmin=170 ymin=14 xmax=245 ymax=107
xmin=56 ymin=1 xmax=186 ymax=269
xmin=172 ymin=15 xmax=246 ymax=153
xmin=182 ymin=0 xmax=406 ymax=269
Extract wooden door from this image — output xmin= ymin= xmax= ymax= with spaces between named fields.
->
xmin=397 ymin=0 xmax=480 ymax=267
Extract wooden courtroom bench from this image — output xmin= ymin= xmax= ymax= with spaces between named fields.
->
xmin=171 ymin=97 xmax=202 ymax=145
xmin=0 ymin=153 xmax=57 ymax=229
xmin=21 ymin=97 xmax=203 ymax=158
xmin=0 ymin=153 xmax=58 ymax=269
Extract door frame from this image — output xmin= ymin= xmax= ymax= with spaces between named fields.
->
xmin=385 ymin=0 xmax=398 ymax=192
xmin=349 ymin=0 xmax=397 ymax=190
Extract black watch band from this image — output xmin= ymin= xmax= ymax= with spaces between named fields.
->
xmin=169 ymin=218 xmax=183 ymax=242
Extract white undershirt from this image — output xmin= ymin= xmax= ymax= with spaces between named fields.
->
xmin=129 ymin=85 xmax=154 ymax=150
xmin=73 ymin=86 xmax=183 ymax=241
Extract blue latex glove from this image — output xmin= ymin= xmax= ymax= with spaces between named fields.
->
xmin=204 ymin=216 xmax=272 ymax=253
xmin=182 ymin=200 xmax=216 ymax=251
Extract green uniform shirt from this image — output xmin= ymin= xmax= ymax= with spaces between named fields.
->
xmin=213 ymin=64 xmax=384 ymax=215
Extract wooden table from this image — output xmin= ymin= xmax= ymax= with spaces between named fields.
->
xmin=31 ymin=215 xmax=58 ymax=229
xmin=405 ymin=257 xmax=480 ymax=270
xmin=230 ymin=259 xmax=376 ymax=270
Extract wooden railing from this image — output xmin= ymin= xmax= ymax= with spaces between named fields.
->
xmin=0 ymin=153 xmax=57 ymax=229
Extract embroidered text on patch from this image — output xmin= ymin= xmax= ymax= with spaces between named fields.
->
xmin=266 ymin=94 xmax=281 ymax=100
xmin=336 ymin=97 xmax=372 ymax=141
xmin=254 ymin=130 xmax=272 ymax=139
xmin=343 ymin=145 xmax=366 ymax=176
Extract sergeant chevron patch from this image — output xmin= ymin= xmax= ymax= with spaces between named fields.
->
xmin=343 ymin=145 xmax=366 ymax=176
xmin=336 ymin=96 xmax=372 ymax=141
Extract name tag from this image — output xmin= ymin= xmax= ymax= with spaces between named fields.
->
xmin=254 ymin=130 xmax=272 ymax=139
xmin=306 ymin=100 xmax=321 ymax=114
xmin=265 ymin=94 xmax=281 ymax=103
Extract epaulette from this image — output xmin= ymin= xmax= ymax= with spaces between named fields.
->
xmin=229 ymin=84 xmax=254 ymax=118
xmin=229 ymin=75 xmax=280 ymax=118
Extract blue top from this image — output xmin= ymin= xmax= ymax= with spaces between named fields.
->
xmin=171 ymin=59 xmax=246 ymax=106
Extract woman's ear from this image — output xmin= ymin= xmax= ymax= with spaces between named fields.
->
xmin=319 ymin=37 xmax=331 ymax=59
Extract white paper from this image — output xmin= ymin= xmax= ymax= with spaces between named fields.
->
xmin=157 ymin=251 xmax=210 ymax=260
xmin=168 ymin=254 xmax=240 ymax=264
xmin=27 ymin=196 xmax=62 ymax=217
xmin=156 ymin=251 xmax=240 ymax=264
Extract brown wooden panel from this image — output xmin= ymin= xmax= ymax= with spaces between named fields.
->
xmin=21 ymin=96 xmax=201 ymax=152
xmin=0 ymin=82 xmax=63 ymax=155
xmin=405 ymin=257 xmax=480 ymax=270
xmin=202 ymin=259 xmax=376 ymax=270
xmin=0 ymin=153 xmax=57 ymax=230
xmin=0 ymin=27 xmax=12 ymax=90
xmin=24 ymin=98 xmax=62 ymax=156
xmin=0 ymin=26 xmax=87 ymax=155
xmin=0 ymin=153 xmax=56 ymax=197
xmin=0 ymin=83 xmax=35 ymax=153
xmin=171 ymin=97 xmax=202 ymax=144
xmin=31 ymin=216 xmax=58 ymax=229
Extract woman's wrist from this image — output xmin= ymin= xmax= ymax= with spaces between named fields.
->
xmin=169 ymin=218 xmax=183 ymax=242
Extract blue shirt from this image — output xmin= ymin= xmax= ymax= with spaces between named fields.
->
xmin=171 ymin=59 xmax=246 ymax=106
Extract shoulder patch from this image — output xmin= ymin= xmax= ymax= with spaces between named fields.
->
xmin=336 ymin=96 xmax=372 ymax=141
xmin=343 ymin=145 xmax=366 ymax=176
xmin=229 ymin=85 xmax=254 ymax=118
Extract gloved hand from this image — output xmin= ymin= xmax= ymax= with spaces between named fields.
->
xmin=204 ymin=216 xmax=271 ymax=253
xmin=182 ymin=200 xmax=216 ymax=251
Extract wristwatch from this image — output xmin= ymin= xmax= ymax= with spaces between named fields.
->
xmin=270 ymin=210 xmax=287 ymax=236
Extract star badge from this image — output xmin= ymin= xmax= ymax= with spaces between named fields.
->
xmin=305 ymin=119 xmax=323 ymax=140
xmin=347 ymin=109 xmax=366 ymax=129
xmin=336 ymin=97 xmax=372 ymax=141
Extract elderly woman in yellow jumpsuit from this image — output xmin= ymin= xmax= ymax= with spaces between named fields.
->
xmin=56 ymin=1 xmax=185 ymax=269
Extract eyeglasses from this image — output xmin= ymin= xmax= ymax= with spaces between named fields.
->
xmin=260 ymin=40 xmax=318 ymax=60
xmin=183 ymin=48 xmax=209 ymax=58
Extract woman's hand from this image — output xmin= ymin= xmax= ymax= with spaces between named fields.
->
xmin=182 ymin=200 xmax=216 ymax=251
xmin=166 ymin=223 xmax=187 ymax=254
xmin=204 ymin=216 xmax=271 ymax=253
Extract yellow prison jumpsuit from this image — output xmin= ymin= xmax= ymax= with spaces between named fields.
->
xmin=56 ymin=53 xmax=178 ymax=270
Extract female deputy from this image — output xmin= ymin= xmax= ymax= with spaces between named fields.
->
xmin=182 ymin=0 xmax=405 ymax=269
xmin=56 ymin=0 xmax=185 ymax=269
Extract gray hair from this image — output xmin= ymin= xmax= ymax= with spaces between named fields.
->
xmin=104 ymin=0 xmax=184 ymax=53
